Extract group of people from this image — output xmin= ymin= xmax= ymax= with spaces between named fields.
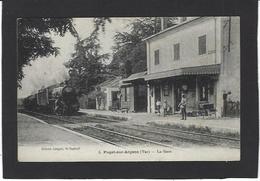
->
xmin=155 ymin=99 xmax=171 ymax=117
xmin=156 ymin=94 xmax=187 ymax=120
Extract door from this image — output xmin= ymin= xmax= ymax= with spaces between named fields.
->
xmin=174 ymin=86 xmax=182 ymax=111
xmin=111 ymin=91 xmax=119 ymax=110
xmin=134 ymin=85 xmax=147 ymax=112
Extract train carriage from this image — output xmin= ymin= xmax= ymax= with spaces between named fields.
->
xmin=37 ymin=88 xmax=49 ymax=106
xmin=23 ymin=94 xmax=37 ymax=111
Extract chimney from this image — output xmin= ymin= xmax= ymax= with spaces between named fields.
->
xmin=160 ymin=17 xmax=169 ymax=31
xmin=160 ymin=17 xmax=164 ymax=31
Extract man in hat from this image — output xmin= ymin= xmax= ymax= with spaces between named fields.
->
xmin=178 ymin=94 xmax=187 ymax=120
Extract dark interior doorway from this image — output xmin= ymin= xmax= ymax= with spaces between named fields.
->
xmin=111 ymin=91 xmax=120 ymax=110
xmin=134 ymin=84 xmax=147 ymax=112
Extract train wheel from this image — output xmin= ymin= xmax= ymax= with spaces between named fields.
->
xmin=55 ymin=106 xmax=63 ymax=116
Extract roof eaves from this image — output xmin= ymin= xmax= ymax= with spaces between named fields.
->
xmin=99 ymin=77 xmax=122 ymax=88
xmin=122 ymin=71 xmax=147 ymax=82
xmin=142 ymin=17 xmax=202 ymax=42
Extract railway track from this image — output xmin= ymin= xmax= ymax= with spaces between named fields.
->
xmin=72 ymin=125 xmax=173 ymax=148
xmin=20 ymin=110 xmax=118 ymax=124
xmin=21 ymin=110 xmax=240 ymax=149
xmin=21 ymin=110 xmax=173 ymax=148
xmin=109 ymin=124 xmax=240 ymax=149
xmin=144 ymin=124 xmax=240 ymax=141
xmin=21 ymin=110 xmax=75 ymax=124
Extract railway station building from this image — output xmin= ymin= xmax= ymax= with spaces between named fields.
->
xmin=143 ymin=17 xmax=240 ymax=117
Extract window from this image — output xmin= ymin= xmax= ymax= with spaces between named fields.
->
xmin=173 ymin=43 xmax=180 ymax=60
xmin=163 ymin=85 xmax=169 ymax=96
xmin=124 ymin=87 xmax=127 ymax=102
xmin=198 ymin=35 xmax=207 ymax=55
xmin=154 ymin=49 xmax=159 ymax=65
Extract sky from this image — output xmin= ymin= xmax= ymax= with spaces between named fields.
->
xmin=17 ymin=18 xmax=135 ymax=98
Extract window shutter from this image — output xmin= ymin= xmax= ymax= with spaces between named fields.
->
xmin=198 ymin=35 xmax=206 ymax=55
xmin=174 ymin=43 xmax=180 ymax=60
xmin=154 ymin=50 xmax=160 ymax=65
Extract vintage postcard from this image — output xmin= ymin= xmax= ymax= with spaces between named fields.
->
xmin=17 ymin=17 xmax=241 ymax=162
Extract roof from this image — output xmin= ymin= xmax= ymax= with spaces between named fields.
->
xmin=144 ymin=64 xmax=220 ymax=81
xmin=143 ymin=17 xmax=202 ymax=42
xmin=98 ymin=76 xmax=122 ymax=88
xmin=121 ymin=71 xmax=147 ymax=83
xmin=119 ymin=81 xmax=132 ymax=87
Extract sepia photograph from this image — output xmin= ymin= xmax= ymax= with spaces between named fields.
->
xmin=17 ymin=17 xmax=241 ymax=162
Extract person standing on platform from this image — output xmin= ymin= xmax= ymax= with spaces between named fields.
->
xmin=156 ymin=99 xmax=161 ymax=115
xmin=163 ymin=100 xmax=168 ymax=117
xmin=178 ymin=94 xmax=187 ymax=120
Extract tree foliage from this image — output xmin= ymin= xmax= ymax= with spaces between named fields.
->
xmin=65 ymin=18 xmax=111 ymax=95
xmin=109 ymin=17 xmax=178 ymax=77
xmin=93 ymin=17 xmax=112 ymax=32
xmin=17 ymin=18 xmax=76 ymax=88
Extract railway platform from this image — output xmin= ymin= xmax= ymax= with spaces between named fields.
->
xmin=79 ymin=109 xmax=240 ymax=136
xmin=18 ymin=112 xmax=115 ymax=147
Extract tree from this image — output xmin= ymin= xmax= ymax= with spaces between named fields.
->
xmin=17 ymin=18 xmax=77 ymax=88
xmin=109 ymin=17 xmax=178 ymax=77
xmin=65 ymin=22 xmax=110 ymax=95
xmin=93 ymin=17 xmax=112 ymax=32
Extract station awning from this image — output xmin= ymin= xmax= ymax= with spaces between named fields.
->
xmin=144 ymin=64 xmax=220 ymax=81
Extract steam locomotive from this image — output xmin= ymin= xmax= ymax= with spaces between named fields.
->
xmin=23 ymin=82 xmax=80 ymax=115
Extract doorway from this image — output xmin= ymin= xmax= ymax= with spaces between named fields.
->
xmin=134 ymin=84 xmax=147 ymax=112
xmin=111 ymin=91 xmax=120 ymax=110
xmin=154 ymin=85 xmax=161 ymax=108
xmin=174 ymin=86 xmax=182 ymax=111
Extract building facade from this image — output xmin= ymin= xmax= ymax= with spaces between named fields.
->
xmin=95 ymin=77 xmax=122 ymax=111
xmin=120 ymin=71 xmax=147 ymax=112
xmin=144 ymin=17 xmax=240 ymax=117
